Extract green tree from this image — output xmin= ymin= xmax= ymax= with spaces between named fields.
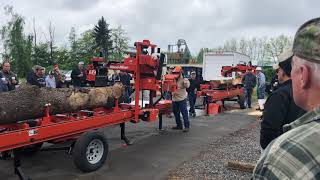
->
xmin=32 ymin=42 xmax=50 ymax=67
xmin=55 ymin=47 xmax=73 ymax=70
xmin=69 ymin=27 xmax=80 ymax=61
xmin=110 ymin=25 xmax=129 ymax=61
xmin=77 ymin=30 xmax=97 ymax=63
xmin=1 ymin=6 xmax=32 ymax=77
xmin=196 ymin=48 xmax=205 ymax=63
xmin=93 ymin=16 xmax=113 ymax=60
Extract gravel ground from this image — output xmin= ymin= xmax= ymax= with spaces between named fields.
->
xmin=168 ymin=118 xmax=261 ymax=180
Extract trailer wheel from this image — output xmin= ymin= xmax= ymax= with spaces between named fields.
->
xmin=73 ymin=131 xmax=108 ymax=172
xmin=238 ymin=95 xmax=246 ymax=109
xmin=21 ymin=142 xmax=43 ymax=156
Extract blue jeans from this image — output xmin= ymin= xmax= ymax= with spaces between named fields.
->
xmin=164 ymin=91 xmax=172 ymax=100
xmin=188 ymin=93 xmax=197 ymax=113
xmin=257 ymin=85 xmax=266 ymax=99
xmin=244 ymin=88 xmax=253 ymax=107
xmin=173 ymin=99 xmax=190 ymax=128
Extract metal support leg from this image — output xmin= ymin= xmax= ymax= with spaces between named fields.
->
xmin=13 ymin=149 xmax=31 ymax=180
xmin=120 ymin=123 xmax=132 ymax=145
xmin=205 ymin=96 xmax=209 ymax=116
xmin=158 ymin=113 xmax=163 ymax=130
xmin=222 ymin=100 xmax=227 ymax=110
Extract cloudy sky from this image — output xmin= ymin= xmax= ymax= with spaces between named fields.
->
xmin=0 ymin=0 xmax=319 ymax=55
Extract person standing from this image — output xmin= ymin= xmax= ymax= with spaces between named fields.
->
xmin=260 ymin=50 xmax=306 ymax=150
xmin=120 ymin=71 xmax=132 ymax=103
xmin=1 ymin=61 xmax=18 ymax=91
xmin=187 ymin=71 xmax=200 ymax=117
xmin=256 ymin=67 xmax=266 ymax=110
xmin=253 ymin=17 xmax=320 ymax=180
xmin=27 ymin=65 xmax=46 ymax=87
xmin=171 ymin=66 xmax=190 ymax=132
xmin=52 ymin=63 xmax=63 ymax=88
xmin=45 ymin=71 xmax=57 ymax=88
xmin=0 ymin=72 xmax=8 ymax=92
xmin=71 ymin=61 xmax=87 ymax=88
xmin=164 ymin=66 xmax=175 ymax=100
xmin=111 ymin=70 xmax=121 ymax=85
xmin=242 ymin=69 xmax=256 ymax=108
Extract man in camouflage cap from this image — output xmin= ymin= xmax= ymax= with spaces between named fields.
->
xmin=253 ymin=17 xmax=320 ymax=179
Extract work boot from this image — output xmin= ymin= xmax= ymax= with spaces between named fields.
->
xmin=183 ymin=128 xmax=189 ymax=133
xmin=172 ymin=126 xmax=183 ymax=130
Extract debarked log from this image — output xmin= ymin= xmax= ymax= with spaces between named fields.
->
xmin=0 ymin=85 xmax=123 ymax=124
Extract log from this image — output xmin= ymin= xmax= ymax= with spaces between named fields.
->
xmin=210 ymin=78 xmax=242 ymax=88
xmin=226 ymin=161 xmax=256 ymax=173
xmin=0 ymin=85 xmax=123 ymax=124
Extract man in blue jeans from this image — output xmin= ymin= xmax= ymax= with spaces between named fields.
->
xmin=242 ymin=69 xmax=256 ymax=108
xmin=187 ymin=71 xmax=200 ymax=117
xmin=171 ymin=66 xmax=190 ymax=132
xmin=256 ymin=67 xmax=266 ymax=110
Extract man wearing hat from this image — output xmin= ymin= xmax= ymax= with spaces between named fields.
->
xmin=187 ymin=71 xmax=200 ymax=117
xmin=259 ymin=50 xmax=306 ymax=150
xmin=71 ymin=61 xmax=87 ymax=88
xmin=171 ymin=66 xmax=190 ymax=132
xmin=255 ymin=66 xmax=266 ymax=110
xmin=45 ymin=71 xmax=57 ymax=88
xmin=242 ymin=69 xmax=256 ymax=108
xmin=253 ymin=18 xmax=320 ymax=179
xmin=27 ymin=65 xmax=46 ymax=87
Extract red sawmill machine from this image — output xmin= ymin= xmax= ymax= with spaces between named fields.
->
xmin=0 ymin=40 xmax=174 ymax=180
xmin=196 ymin=64 xmax=256 ymax=115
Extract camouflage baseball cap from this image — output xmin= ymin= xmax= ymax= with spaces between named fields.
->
xmin=293 ymin=17 xmax=320 ymax=63
xmin=278 ymin=49 xmax=293 ymax=63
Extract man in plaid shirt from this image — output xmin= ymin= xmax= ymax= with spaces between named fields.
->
xmin=253 ymin=17 xmax=320 ymax=179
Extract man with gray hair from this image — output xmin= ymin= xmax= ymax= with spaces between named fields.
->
xmin=253 ymin=17 xmax=320 ymax=179
xmin=71 ymin=61 xmax=87 ymax=88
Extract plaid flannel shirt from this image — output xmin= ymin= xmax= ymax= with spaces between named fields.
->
xmin=253 ymin=107 xmax=320 ymax=180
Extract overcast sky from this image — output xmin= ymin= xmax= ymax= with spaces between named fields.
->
xmin=0 ymin=0 xmax=319 ymax=55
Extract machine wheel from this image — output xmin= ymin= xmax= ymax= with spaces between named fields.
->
xmin=73 ymin=131 xmax=108 ymax=172
xmin=238 ymin=95 xmax=246 ymax=109
xmin=21 ymin=142 xmax=43 ymax=156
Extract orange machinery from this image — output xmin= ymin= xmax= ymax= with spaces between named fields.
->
xmin=197 ymin=64 xmax=256 ymax=115
xmin=0 ymin=40 xmax=173 ymax=180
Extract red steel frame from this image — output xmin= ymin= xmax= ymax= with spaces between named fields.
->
xmin=0 ymin=39 xmax=172 ymax=153
xmin=197 ymin=64 xmax=255 ymax=111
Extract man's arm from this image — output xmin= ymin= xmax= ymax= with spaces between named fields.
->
xmin=183 ymin=78 xmax=190 ymax=89
xmin=260 ymin=93 xmax=288 ymax=149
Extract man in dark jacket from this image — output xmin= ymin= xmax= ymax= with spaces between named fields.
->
xmin=1 ymin=62 xmax=18 ymax=91
xmin=27 ymin=65 xmax=46 ymax=87
xmin=0 ymin=72 xmax=8 ymax=92
xmin=119 ymin=71 xmax=132 ymax=103
xmin=71 ymin=61 xmax=87 ymax=88
xmin=187 ymin=71 xmax=200 ymax=117
xmin=260 ymin=50 xmax=306 ymax=150
xmin=242 ymin=69 xmax=256 ymax=108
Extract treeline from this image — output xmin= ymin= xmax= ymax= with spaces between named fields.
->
xmin=0 ymin=6 xmax=130 ymax=77
xmin=196 ymin=35 xmax=293 ymax=66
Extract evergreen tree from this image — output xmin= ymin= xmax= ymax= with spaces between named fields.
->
xmin=93 ymin=16 xmax=113 ymax=60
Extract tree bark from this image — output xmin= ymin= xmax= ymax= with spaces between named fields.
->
xmin=226 ymin=161 xmax=255 ymax=173
xmin=0 ymin=85 xmax=123 ymax=124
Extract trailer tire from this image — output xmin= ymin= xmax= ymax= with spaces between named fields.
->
xmin=73 ymin=131 xmax=108 ymax=172
xmin=21 ymin=142 xmax=43 ymax=156
xmin=238 ymin=95 xmax=246 ymax=109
